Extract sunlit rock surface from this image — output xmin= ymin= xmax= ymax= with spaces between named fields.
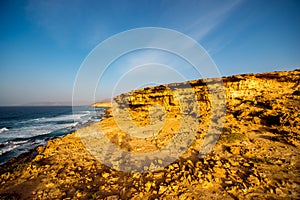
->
xmin=0 ymin=70 xmax=299 ymax=199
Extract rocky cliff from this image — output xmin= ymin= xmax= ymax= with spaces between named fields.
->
xmin=111 ymin=69 xmax=299 ymax=146
xmin=114 ymin=70 xmax=299 ymax=122
xmin=0 ymin=69 xmax=299 ymax=199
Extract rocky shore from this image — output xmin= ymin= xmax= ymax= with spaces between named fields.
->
xmin=0 ymin=70 xmax=299 ymax=199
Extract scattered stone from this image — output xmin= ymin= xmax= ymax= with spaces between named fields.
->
xmin=145 ymin=181 xmax=152 ymax=192
xmin=243 ymin=163 xmax=250 ymax=167
xmin=102 ymin=172 xmax=110 ymax=178
xmin=230 ymin=146 xmax=241 ymax=155
xmin=225 ymin=180 xmax=233 ymax=185
xmin=247 ymin=175 xmax=260 ymax=186
xmin=275 ymin=188 xmax=284 ymax=195
xmin=158 ymin=186 xmax=168 ymax=194
xmin=202 ymin=181 xmax=213 ymax=188
xmin=213 ymin=167 xmax=227 ymax=178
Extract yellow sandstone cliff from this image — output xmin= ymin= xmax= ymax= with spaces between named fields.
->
xmin=0 ymin=70 xmax=299 ymax=199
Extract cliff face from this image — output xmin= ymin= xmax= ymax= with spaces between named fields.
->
xmin=1 ymin=70 xmax=300 ymax=200
xmin=113 ymin=70 xmax=299 ymax=139
xmin=114 ymin=70 xmax=299 ymax=113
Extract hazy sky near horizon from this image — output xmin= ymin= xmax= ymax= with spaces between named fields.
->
xmin=0 ymin=0 xmax=299 ymax=106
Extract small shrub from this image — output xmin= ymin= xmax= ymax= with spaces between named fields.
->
xmin=243 ymin=99 xmax=255 ymax=104
xmin=250 ymin=157 xmax=273 ymax=165
xmin=222 ymin=127 xmax=232 ymax=134
xmin=219 ymin=132 xmax=246 ymax=144
xmin=226 ymin=133 xmax=246 ymax=143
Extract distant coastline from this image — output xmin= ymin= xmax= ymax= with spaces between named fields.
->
xmin=91 ymin=101 xmax=114 ymax=108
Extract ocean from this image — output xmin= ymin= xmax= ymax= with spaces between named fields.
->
xmin=0 ymin=106 xmax=105 ymax=165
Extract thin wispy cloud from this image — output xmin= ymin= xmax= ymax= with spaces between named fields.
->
xmin=107 ymin=1 xmax=241 ymax=80
xmin=185 ymin=0 xmax=241 ymax=41
xmin=110 ymin=1 xmax=241 ymax=84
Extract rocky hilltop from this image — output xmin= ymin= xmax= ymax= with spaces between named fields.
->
xmin=0 ymin=70 xmax=300 ymax=199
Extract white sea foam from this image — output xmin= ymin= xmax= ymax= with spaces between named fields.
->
xmin=16 ymin=111 xmax=91 ymax=127
xmin=0 ymin=108 xmax=98 ymax=162
xmin=0 ymin=127 xmax=9 ymax=134
xmin=12 ymin=140 xmax=29 ymax=145
xmin=29 ymin=112 xmax=89 ymax=124
xmin=1 ymin=116 xmax=84 ymax=140
xmin=6 ymin=119 xmax=89 ymax=140
xmin=0 ymin=144 xmax=19 ymax=155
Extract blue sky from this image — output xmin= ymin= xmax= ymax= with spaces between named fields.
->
xmin=0 ymin=0 xmax=299 ymax=106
